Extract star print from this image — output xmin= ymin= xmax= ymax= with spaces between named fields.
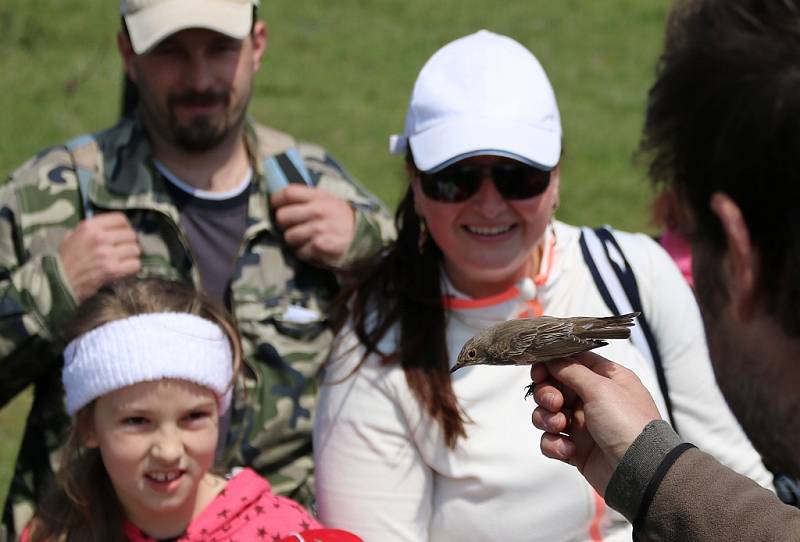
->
xmin=255 ymin=505 xmax=266 ymax=516
xmin=300 ymin=519 xmax=311 ymax=530
xmin=271 ymin=534 xmax=282 ymax=542
xmin=217 ymin=508 xmax=230 ymax=519
xmin=257 ymin=527 xmax=268 ymax=539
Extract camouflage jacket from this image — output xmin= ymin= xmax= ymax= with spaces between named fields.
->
xmin=0 ymin=115 xmax=394 ymax=538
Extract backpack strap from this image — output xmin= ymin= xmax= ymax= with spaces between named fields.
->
xmin=64 ymin=134 xmax=98 ymax=218
xmin=579 ymin=225 xmax=676 ymax=428
xmin=261 ymin=147 xmax=314 ymax=194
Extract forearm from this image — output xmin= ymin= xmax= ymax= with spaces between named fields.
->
xmin=0 ymin=255 xmax=77 ymax=404
xmin=339 ymin=204 xmax=395 ymax=266
xmin=606 ymin=421 xmax=800 ymax=541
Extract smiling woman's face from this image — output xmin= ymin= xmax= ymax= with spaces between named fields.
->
xmin=412 ymin=155 xmax=559 ymax=298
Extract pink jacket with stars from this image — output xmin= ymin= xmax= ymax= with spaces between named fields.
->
xmin=123 ymin=468 xmax=322 ymax=542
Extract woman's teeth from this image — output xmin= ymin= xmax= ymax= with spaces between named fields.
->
xmin=465 ymin=225 xmax=513 ymax=236
xmin=148 ymin=471 xmax=181 ymax=482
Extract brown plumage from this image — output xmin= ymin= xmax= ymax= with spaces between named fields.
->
xmin=452 ymin=312 xmax=639 ymax=373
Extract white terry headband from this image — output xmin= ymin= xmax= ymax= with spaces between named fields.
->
xmin=63 ymin=312 xmax=234 ymax=416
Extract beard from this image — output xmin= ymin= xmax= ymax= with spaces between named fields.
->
xmin=166 ymin=89 xmax=243 ymax=153
xmin=137 ymin=86 xmax=249 ymax=154
xmin=693 ymin=243 xmax=800 ymax=478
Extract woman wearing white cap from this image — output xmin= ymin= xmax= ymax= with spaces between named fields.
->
xmin=313 ymin=31 xmax=771 ymax=541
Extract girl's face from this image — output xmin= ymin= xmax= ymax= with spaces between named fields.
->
xmin=411 ymin=155 xmax=560 ymax=298
xmin=85 ymin=379 xmax=220 ymax=533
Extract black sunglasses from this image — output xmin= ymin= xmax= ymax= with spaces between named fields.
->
xmin=419 ymin=162 xmax=551 ymax=203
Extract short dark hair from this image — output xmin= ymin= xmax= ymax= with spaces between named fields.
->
xmin=640 ymin=0 xmax=800 ymax=335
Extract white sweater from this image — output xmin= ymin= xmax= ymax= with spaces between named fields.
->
xmin=313 ymin=221 xmax=771 ymax=542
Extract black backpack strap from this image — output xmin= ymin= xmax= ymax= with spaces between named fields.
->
xmin=262 ymin=147 xmax=314 ymax=193
xmin=579 ymin=225 xmax=676 ymax=428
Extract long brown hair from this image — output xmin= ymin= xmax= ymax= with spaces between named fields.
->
xmin=27 ymin=277 xmax=242 ymax=542
xmin=336 ymin=156 xmax=468 ymax=448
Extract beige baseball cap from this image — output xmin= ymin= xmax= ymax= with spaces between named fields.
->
xmin=120 ymin=0 xmax=260 ymax=54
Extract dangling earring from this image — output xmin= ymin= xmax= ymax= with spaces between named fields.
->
xmin=418 ymin=218 xmax=429 ymax=254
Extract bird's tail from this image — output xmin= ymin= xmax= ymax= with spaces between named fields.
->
xmin=572 ymin=312 xmax=640 ymax=340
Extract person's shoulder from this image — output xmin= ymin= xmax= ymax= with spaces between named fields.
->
xmin=605 ymin=226 xmax=678 ymax=270
xmin=6 ymin=143 xmax=76 ymax=189
xmin=226 ymin=466 xmax=271 ymax=492
xmin=249 ymin=120 xmax=298 ymax=157
xmin=5 ymin=118 xmax=132 ymax=191
xmin=593 ymin=225 xmax=690 ymax=299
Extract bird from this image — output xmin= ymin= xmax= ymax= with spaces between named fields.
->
xmin=452 ymin=312 xmax=639 ymax=373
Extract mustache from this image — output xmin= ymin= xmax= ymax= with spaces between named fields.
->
xmin=168 ymin=90 xmax=229 ymax=109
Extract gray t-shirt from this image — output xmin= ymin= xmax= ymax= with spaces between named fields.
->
xmin=157 ymin=162 xmax=251 ymax=307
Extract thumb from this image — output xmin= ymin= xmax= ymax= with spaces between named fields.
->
xmin=545 ymin=356 xmax=615 ymax=402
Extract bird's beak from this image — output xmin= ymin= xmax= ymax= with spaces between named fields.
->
xmin=450 ymin=363 xmax=463 ymax=374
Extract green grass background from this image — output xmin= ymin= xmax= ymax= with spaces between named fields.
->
xmin=0 ymin=0 xmax=670 ymax=511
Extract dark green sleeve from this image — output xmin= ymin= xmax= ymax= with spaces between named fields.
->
xmin=606 ymin=420 xmax=799 ymax=541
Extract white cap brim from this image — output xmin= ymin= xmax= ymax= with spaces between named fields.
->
xmin=404 ymin=117 xmax=561 ymax=173
xmin=125 ymin=0 xmax=254 ymax=54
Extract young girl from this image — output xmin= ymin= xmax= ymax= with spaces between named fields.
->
xmin=22 ymin=278 xmax=359 ymax=542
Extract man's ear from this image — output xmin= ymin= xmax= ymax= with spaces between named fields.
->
xmin=250 ymin=20 xmax=268 ymax=72
xmin=710 ymin=192 xmax=759 ymax=321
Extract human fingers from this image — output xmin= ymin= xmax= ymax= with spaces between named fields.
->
xmin=530 ymin=361 xmax=550 ymax=383
xmin=70 ymin=213 xmax=137 ymax=248
xmin=540 ymin=432 xmax=577 ymax=463
xmin=530 ymin=381 xmax=565 ymax=412
xmin=104 ymin=225 xmax=139 ymax=247
xmin=281 ymin=219 xmax=316 ymax=249
xmin=108 ymin=254 xmax=142 ymax=279
xmin=84 ymin=211 xmax=134 ymax=230
xmin=532 ymin=405 xmax=570 ymax=434
xmin=562 ymin=351 xmax=624 ymax=379
xmin=544 ymin=356 xmax=620 ymax=402
xmin=111 ymin=239 xmax=142 ymax=260
xmin=274 ymin=200 xmax=316 ymax=230
xmin=269 ymin=184 xmax=316 ymax=209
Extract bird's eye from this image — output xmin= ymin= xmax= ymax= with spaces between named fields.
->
xmin=467 ymin=349 xmax=476 ymax=359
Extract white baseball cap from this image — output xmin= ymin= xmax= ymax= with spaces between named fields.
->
xmin=120 ymin=0 xmax=259 ymax=54
xmin=390 ymin=30 xmax=562 ymax=173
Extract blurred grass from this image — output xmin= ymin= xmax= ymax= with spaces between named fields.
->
xmin=0 ymin=391 xmax=30 ymax=513
xmin=0 ymin=0 xmax=670 ymax=509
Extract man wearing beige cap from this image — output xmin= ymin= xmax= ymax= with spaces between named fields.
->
xmin=0 ymin=0 xmax=392 ymax=537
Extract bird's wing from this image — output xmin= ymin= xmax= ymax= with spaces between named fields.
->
xmin=527 ymin=334 xmax=607 ymax=363
xmin=493 ymin=319 xmax=547 ymax=357
xmin=570 ymin=313 xmax=637 ymax=339
xmin=503 ymin=317 xmax=607 ymax=363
